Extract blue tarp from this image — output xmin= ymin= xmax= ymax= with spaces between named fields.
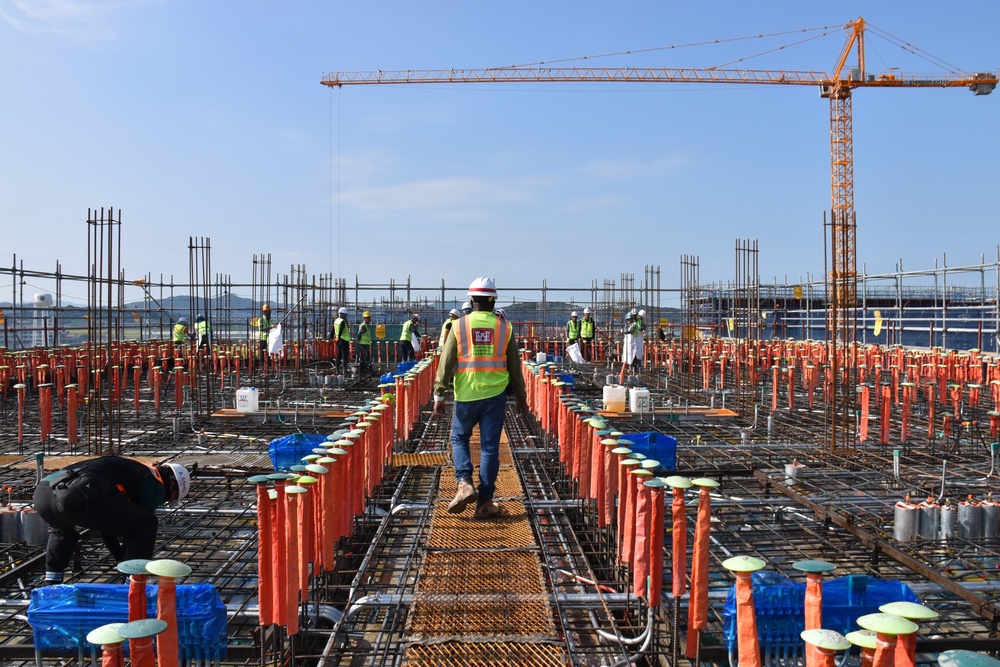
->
xmin=28 ymin=583 xmax=227 ymax=660
xmin=268 ymin=432 xmax=330 ymax=471
xmin=622 ymin=432 xmax=677 ymax=473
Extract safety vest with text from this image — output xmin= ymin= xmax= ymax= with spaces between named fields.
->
xmin=453 ymin=311 xmax=512 ymax=402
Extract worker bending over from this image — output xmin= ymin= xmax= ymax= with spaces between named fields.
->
xmin=34 ymin=456 xmax=190 ymax=584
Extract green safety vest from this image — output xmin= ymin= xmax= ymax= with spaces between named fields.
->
xmin=172 ymin=323 xmax=187 ymax=343
xmin=453 ymin=311 xmax=512 ymax=402
xmin=581 ymin=318 xmax=595 ymax=339
xmin=358 ymin=322 xmax=372 ymax=345
xmin=259 ymin=314 xmax=271 ymax=340
xmin=566 ymin=319 xmax=580 ymax=341
xmin=334 ymin=317 xmax=352 ymax=342
xmin=401 ymin=320 xmax=416 ymax=342
xmin=196 ymin=320 xmax=210 ymax=335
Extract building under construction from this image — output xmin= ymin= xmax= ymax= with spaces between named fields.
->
xmin=2 ymin=213 xmax=1000 ymax=666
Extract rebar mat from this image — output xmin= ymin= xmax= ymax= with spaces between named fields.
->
xmin=395 ymin=452 xmax=450 ymax=467
xmin=439 ymin=466 xmax=523 ymax=498
xmin=402 ymin=642 xmax=568 ymax=666
xmin=418 ymin=551 xmax=547 ymax=596
xmin=427 ymin=500 xmax=534 ymax=549
xmin=407 ymin=592 xmax=556 ymax=638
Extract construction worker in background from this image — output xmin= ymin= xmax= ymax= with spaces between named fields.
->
xmin=258 ymin=304 xmax=273 ymax=364
xmin=566 ymin=311 xmax=581 ymax=353
xmin=400 ymin=313 xmax=421 ymax=361
xmin=34 ymin=456 xmax=191 ymax=584
xmin=195 ymin=314 xmax=211 ymax=350
xmin=357 ymin=311 xmax=373 ymax=375
xmin=580 ymin=307 xmax=596 ymax=361
xmin=461 ymin=301 xmax=472 ymax=316
xmin=634 ymin=309 xmax=647 ymax=370
xmin=439 ymin=308 xmax=461 ymax=348
xmin=331 ymin=307 xmax=352 ymax=374
xmin=172 ymin=317 xmax=189 ymax=368
xmin=433 ymin=277 xmax=528 ymax=520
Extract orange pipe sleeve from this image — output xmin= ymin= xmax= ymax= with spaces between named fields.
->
xmin=859 ymin=647 xmax=875 ymax=667
xmin=155 ymin=575 xmax=179 ymax=667
xmin=771 ymin=366 xmax=779 ymax=412
xmin=880 ymin=385 xmax=892 ymax=445
xmin=66 ymin=386 xmax=78 ymax=445
xmin=632 ymin=480 xmax=651 ymax=599
xmin=254 ymin=481 xmax=273 ymax=626
xmin=804 ymin=572 xmax=822 ymax=629
xmin=39 ymin=383 xmax=52 ymax=444
xmin=100 ymin=642 xmax=124 ymax=667
xmin=734 ymin=571 xmax=762 ymax=667
xmin=872 ymin=633 xmax=896 ymax=667
xmin=133 ymin=366 xmax=141 ymax=413
xmin=895 ymin=632 xmax=916 ymax=667
xmin=15 ymin=385 xmax=25 ymax=445
xmin=810 ymin=646 xmax=837 ymax=667
xmin=589 ymin=430 xmax=602 ymax=502
xmin=602 ymin=442 xmax=616 ymax=528
xmin=272 ymin=481 xmax=287 ymax=626
xmin=685 ymin=486 xmax=712 ymax=658
xmin=297 ymin=491 xmax=310 ymax=603
xmin=622 ymin=472 xmax=640 ymax=565
xmin=577 ymin=423 xmax=591 ymax=500
xmin=672 ymin=487 xmax=687 ymax=598
xmin=649 ymin=485 xmax=664 ymax=607
xmin=284 ymin=488 xmax=299 ymax=635
xmin=128 ymin=572 xmax=155 ymax=666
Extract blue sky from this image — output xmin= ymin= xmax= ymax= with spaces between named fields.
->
xmin=1 ymin=1 xmax=997 ymax=308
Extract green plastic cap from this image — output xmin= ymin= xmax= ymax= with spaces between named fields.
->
xmin=800 ymin=629 xmax=850 ymax=651
xmin=691 ymin=477 xmax=720 ymax=488
xmin=86 ymin=623 xmax=125 ymax=646
xmin=845 ymin=629 xmax=877 ymax=650
xmin=644 ymin=478 xmax=668 ymax=489
xmin=792 ymin=559 xmax=836 ymax=574
xmin=722 ymin=555 xmax=766 ymax=573
xmin=145 ymin=559 xmax=192 ymax=579
xmin=879 ymin=601 xmax=939 ymax=620
xmin=305 ymin=464 xmax=328 ymax=475
xmin=118 ymin=618 xmax=168 ymax=639
xmin=612 ymin=447 xmax=633 ymax=455
xmin=939 ymin=650 xmax=1000 ymax=667
xmin=248 ymin=475 xmax=271 ymax=484
xmin=855 ymin=612 xmax=918 ymax=636
xmin=665 ymin=475 xmax=692 ymax=488
xmin=116 ymin=559 xmax=151 ymax=576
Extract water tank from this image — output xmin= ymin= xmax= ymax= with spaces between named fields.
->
xmin=33 ymin=293 xmax=53 ymax=309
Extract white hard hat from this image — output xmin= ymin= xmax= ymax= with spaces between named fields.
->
xmin=638 ymin=309 xmax=646 ymax=318
xmin=412 ymin=313 xmax=420 ymax=320
xmin=163 ymin=463 xmax=191 ymax=501
xmin=571 ymin=311 xmax=579 ymax=317
xmin=338 ymin=307 xmax=347 ymax=315
xmin=177 ymin=317 xmax=188 ymax=324
xmin=467 ymin=277 xmax=498 ymax=298
xmin=584 ymin=307 xmax=591 ymax=315
xmin=461 ymin=301 xmax=472 ymax=312
xmin=449 ymin=308 xmax=461 ymax=318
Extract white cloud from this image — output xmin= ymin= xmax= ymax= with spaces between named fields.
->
xmin=579 ymin=154 xmax=687 ymax=180
xmin=0 ymin=0 xmax=144 ymax=42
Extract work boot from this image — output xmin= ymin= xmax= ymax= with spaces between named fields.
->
xmin=474 ymin=500 xmax=504 ymax=521
xmin=447 ymin=478 xmax=478 ymax=514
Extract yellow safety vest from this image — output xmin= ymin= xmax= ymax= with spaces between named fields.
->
xmin=401 ymin=320 xmax=415 ymax=342
xmin=259 ymin=314 xmax=271 ymax=340
xmin=334 ymin=317 xmax=352 ymax=342
xmin=453 ymin=311 xmax=512 ymax=402
xmin=581 ymin=318 xmax=595 ymax=339
xmin=172 ymin=323 xmax=187 ymax=343
xmin=566 ymin=319 xmax=581 ymax=341
xmin=358 ymin=322 xmax=372 ymax=345
xmin=439 ymin=318 xmax=456 ymax=347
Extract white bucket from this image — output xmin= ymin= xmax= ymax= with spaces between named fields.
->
xmin=236 ymin=387 xmax=259 ymax=413
xmin=536 ymin=352 xmax=547 ymax=364
xmin=603 ymin=385 xmax=626 ymax=413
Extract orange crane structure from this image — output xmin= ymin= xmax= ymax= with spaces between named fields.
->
xmin=322 ymin=18 xmax=995 ymax=317
xmin=322 ymin=18 xmax=996 ymax=450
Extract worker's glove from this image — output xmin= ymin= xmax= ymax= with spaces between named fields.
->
xmin=433 ymin=397 xmax=445 ymax=417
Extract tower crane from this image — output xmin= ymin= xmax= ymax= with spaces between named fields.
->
xmin=322 ymin=17 xmax=996 ymax=317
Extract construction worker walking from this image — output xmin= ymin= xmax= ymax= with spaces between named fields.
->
xmin=399 ymin=313 xmax=421 ymax=362
xmin=357 ymin=311 xmax=374 ymax=375
xmin=258 ymin=304 xmax=273 ymax=366
xmin=331 ymin=307 xmax=352 ymax=374
xmin=433 ymin=277 xmax=528 ymax=520
xmin=34 ymin=456 xmax=190 ymax=584
xmin=172 ymin=317 xmax=189 ymax=368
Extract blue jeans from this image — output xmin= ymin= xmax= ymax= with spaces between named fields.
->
xmin=451 ymin=392 xmax=507 ymax=503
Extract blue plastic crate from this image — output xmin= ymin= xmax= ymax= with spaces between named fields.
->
xmin=722 ymin=572 xmax=920 ymax=654
xmin=268 ymin=432 xmax=331 ymax=471
xmin=28 ymin=583 xmax=227 ymax=661
xmin=623 ymin=432 xmax=676 ymax=472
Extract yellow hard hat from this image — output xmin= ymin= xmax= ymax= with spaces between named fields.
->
xmin=363 ymin=311 xmax=371 ymax=318
xmin=262 ymin=304 xmax=271 ymax=311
